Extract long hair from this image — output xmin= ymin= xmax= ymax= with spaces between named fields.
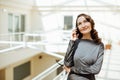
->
xmin=76 ymin=13 xmax=101 ymax=44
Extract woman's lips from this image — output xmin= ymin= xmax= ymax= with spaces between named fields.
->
xmin=81 ymin=26 xmax=88 ymax=31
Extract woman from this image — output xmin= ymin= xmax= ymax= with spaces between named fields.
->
xmin=64 ymin=13 xmax=104 ymax=80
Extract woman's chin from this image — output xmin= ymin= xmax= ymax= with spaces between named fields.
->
xmin=81 ymin=31 xmax=90 ymax=34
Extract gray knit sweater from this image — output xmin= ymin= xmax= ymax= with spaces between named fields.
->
xmin=67 ymin=39 xmax=104 ymax=80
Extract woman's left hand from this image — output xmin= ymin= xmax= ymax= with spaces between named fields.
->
xmin=63 ymin=65 xmax=71 ymax=73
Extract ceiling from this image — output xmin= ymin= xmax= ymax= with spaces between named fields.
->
xmin=1 ymin=0 xmax=120 ymax=6
xmin=0 ymin=0 xmax=120 ymax=41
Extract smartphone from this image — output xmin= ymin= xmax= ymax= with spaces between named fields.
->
xmin=76 ymin=28 xmax=79 ymax=35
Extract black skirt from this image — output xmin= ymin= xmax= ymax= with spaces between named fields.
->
xmin=67 ymin=73 xmax=95 ymax=80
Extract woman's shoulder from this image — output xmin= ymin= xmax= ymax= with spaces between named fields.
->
xmin=99 ymin=42 xmax=104 ymax=49
xmin=93 ymin=40 xmax=104 ymax=46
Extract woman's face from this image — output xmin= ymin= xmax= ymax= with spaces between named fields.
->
xmin=77 ymin=16 xmax=92 ymax=35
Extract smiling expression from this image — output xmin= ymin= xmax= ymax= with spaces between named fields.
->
xmin=77 ymin=16 xmax=92 ymax=35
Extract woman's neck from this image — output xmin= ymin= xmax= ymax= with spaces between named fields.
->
xmin=82 ymin=33 xmax=92 ymax=40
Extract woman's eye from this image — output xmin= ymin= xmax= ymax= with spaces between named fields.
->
xmin=78 ymin=20 xmax=88 ymax=26
xmin=78 ymin=23 xmax=81 ymax=25
xmin=84 ymin=20 xmax=88 ymax=23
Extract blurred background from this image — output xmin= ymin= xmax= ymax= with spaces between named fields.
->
xmin=0 ymin=0 xmax=120 ymax=80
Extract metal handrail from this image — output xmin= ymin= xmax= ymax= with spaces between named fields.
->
xmin=0 ymin=45 xmax=24 ymax=53
xmin=32 ymin=59 xmax=64 ymax=80
xmin=53 ymin=70 xmax=68 ymax=80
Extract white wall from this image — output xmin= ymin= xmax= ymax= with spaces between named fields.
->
xmin=0 ymin=1 xmax=31 ymax=33
xmin=0 ymin=8 xmax=8 ymax=34
xmin=0 ymin=0 xmax=44 ymax=34
xmin=30 ymin=10 xmax=44 ymax=32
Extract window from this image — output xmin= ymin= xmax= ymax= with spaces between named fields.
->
xmin=64 ymin=16 xmax=73 ymax=30
xmin=8 ymin=13 xmax=25 ymax=41
xmin=14 ymin=61 xmax=31 ymax=80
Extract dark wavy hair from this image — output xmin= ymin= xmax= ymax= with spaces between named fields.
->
xmin=76 ymin=13 xmax=101 ymax=44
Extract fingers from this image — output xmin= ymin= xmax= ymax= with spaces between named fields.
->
xmin=63 ymin=66 xmax=71 ymax=73
xmin=76 ymin=33 xmax=79 ymax=37
xmin=71 ymin=29 xmax=79 ymax=40
xmin=62 ymin=65 xmax=69 ymax=69
xmin=72 ymin=29 xmax=76 ymax=37
xmin=62 ymin=65 xmax=67 ymax=70
xmin=72 ymin=29 xmax=77 ymax=35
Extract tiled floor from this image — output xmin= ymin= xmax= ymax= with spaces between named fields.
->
xmin=96 ymin=44 xmax=120 ymax=80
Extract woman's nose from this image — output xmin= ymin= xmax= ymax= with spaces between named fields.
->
xmin=81 ymin=23 xmax=86 ymax=28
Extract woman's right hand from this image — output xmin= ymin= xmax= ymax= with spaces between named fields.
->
xmin=71 ymin=29 xmax=79 ymax=41
xmin=63 ymin=65 xmax=71 ymax=73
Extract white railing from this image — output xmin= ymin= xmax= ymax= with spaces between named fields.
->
xmin=0 ymin=30 xmax=70 ymax=53
xmin=32 ymin=59 xmax=64 ymax=80
xmin=53 ymin=70 xmax=68 ymax=80
xmin=27 ymin=45 xmax=64 ymax=59
xmin=0 ymin=32 xmax=24 ymax=41
xmin=0 ymin=45 xmax=24 ymax=53
xmin=0 ymin=30 xmax=71 ymax=42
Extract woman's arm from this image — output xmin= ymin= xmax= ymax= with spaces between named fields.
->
xmin=70 ymin=43 xmax=104 ymax=74
xmin=64 ymin=39 xmax=76 ymax=67
xmin=64 ymin=29 xmax=79 ymax=67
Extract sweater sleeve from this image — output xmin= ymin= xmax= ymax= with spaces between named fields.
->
xmin=64 ymin=39 xmax=79 ymax=67
xmin=71 ymin=43 xmax=104 ymax=74
xmin=64 ymin=40 xmax=75 ymax=67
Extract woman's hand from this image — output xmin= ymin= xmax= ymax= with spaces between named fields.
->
xmin=63 ymin=65 xmax=71 ymax=73
xmin=71 ymin=29 xmax=79 ymax=41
